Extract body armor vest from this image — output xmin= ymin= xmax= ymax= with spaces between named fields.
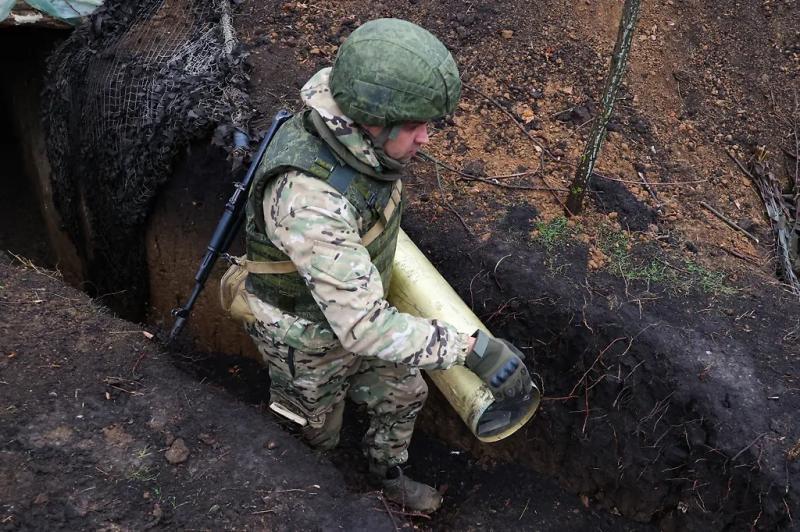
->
xmin=245 ymin=111 xmax=403 ymax=324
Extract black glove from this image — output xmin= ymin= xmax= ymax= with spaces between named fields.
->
xmin=465 ymin=330 xmax=532 ymax=400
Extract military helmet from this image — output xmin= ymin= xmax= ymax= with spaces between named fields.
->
xmin=329 ymin=18 xmax=461 ymax=127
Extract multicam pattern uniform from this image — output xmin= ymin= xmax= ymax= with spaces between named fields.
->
xmin=245 ymin=68 xmax=471 ymax=467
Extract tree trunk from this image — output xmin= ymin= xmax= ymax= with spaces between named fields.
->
xmin=565 ymin=0 xmax=642 ymax=215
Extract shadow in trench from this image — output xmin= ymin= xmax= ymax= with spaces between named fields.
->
xmin=0 ymin=104 xmax=54 ymax=268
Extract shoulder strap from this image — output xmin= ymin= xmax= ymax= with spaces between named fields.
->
xmin=317 ymin=143 xmax=359 ymax=195
xmin=244 ymin=178 xmax=402 ymax=275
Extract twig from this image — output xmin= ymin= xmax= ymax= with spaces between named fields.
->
xmin=582 ymin=382 xmax=591 ymax=434
xmin=592 ymin=171 xmax=707 ymax=186
xmin=700 ymin=201 xmax=759 ymax=244
xmin=730 ymin=432 xmax=768 ymax=463
xmin=107 ymin=384 xmax=143 ymax=396
xmin=378 ymin=495 xmax=401 ymax=531
xmin=544 ymin=174 xmax=573 ymax=215
xmin=494 ymin=254 xmax=512 ymax=275
xmin=726 ymin=150 xmax=756 ymax=181
xmin=469 ymin=270 xmax=484 ymax=309
xmin=462 ymin=83 xmax=553 ymax=156
xmin=492 ymin=254 xmax=512 ymax=292
xmin=417 ymin=152 xmax=563 ymax=191
xmin=519 ymin=497 xmax=530 ymax=520
xmin=715 ymin=244 xmax=762 ymax=266
xmin=469 ymin=179 xmax=567 ymax=192
xmin=536 ymin=149 xmax=575 ymax=214
xmin=638 ymin=171 xmax=661 ymax=204
xmin=373 ymin=506 xmax=432 ymax=520
xmin=440 ymin=202 xmax=473 ymax=237
xmin=131 ymin=352 xmax=148 ymax=375
xmin=654 ymin=256 xmax=692 ymax=275
xmin=433 ymin=157 xmax=444 ymax=197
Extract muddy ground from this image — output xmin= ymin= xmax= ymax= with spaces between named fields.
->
xmin=2 ymin=0 xmax=800 ymax=530
xmin=229 ymin=0 xmax=800 ymax=529
xmin=0 ymin=256 xmax=652 ymax=530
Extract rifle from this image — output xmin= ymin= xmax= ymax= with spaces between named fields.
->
xmin=168 ymin=110 xmax=293 ymax=342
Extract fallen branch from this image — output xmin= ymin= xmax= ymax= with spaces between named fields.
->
xmin=591 ymin=171 xmax=708 ymax=187
xmin=439 ymin=202 xmax=473 ymax=236
xmin=638 ymin=171 xmax=661 ymax=204
xmin=714 ymin=244 xmax=762 ymax=266
xmin=417 ymin=152 xmax=564 ymax=191
xmin=726 ymin=150 xmax=756 ymax=181
xmin=730 ymin=149 xmax=799 ymax=294
xmin=700 ymin=201 xmax=760 ymax=244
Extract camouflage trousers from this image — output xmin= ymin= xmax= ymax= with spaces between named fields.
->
xmin=246 ymin=322 xmax=429 ymax=468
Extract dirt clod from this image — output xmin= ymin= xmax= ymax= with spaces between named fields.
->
xmin=165 ymin=438 xmax=190 ymax=464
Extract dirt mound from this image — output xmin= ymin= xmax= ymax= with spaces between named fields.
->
xmin=0 ymin=257 xmax=391 ymax=530
xmin=405 ymin=208 xmax=799 ymax=530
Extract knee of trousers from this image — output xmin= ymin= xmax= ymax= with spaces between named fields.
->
xmin=394 ymin=371 xmax=429 ymax=415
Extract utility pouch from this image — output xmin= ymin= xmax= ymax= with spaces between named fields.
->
xmin=219 ymin=256 xmax=255 ymax=325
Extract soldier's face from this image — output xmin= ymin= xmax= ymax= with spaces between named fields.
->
xmin=386 ymin=122 xmax=429 ymax=162
xmin=365 ymin=122 xmax=430 ymax=162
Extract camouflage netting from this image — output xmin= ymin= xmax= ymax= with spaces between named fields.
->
xmin=43 ymin=0 xmax=250 ymax=317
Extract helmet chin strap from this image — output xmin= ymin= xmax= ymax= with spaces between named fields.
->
xmin=369 ymin=124 xmax=407 ymax=172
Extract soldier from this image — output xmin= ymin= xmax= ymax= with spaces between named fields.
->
xmin=241 ymin=18 xmax=531 ymax=513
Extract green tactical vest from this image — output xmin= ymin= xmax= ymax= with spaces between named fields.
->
xmin=244 ymin=110 xmax=404 ymax=324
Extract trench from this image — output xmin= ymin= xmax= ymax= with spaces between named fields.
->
xmin=0 ymin=30 xmax=53 ymax=267
xmin=0 ymin=27 xmax=82 ymax=284
xmin=0 ymin=29 xmax=649 ymax=530
xmin=2 ymin=24 xmax=798 ymax=532
xmin=0 ymin=99 xmax=52 ymax=267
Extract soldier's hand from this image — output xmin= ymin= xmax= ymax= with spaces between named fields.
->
xmin=465 ymin=331 xmax=532 ymax=400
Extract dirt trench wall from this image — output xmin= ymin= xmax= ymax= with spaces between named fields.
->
xmin=17 ymin=1 xmax=798 ymax=528
xmin=404 ymin=209 xmax=799 ymax=531
xmin=0 ymin=258 xmax=393 ymax=531
xmin=0 ymin=29 xmax=83 ymax=285
xmin=145 ymin=140 xmax=258 ymax=358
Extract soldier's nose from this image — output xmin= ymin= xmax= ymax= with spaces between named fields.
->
xmin=416 ymin=125 xmax=430 ymax=145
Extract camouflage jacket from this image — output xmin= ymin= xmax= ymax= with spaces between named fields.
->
xmin=245 ymin=68 xmax=470 ymax=371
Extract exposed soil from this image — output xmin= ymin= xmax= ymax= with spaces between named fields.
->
xmin=0 ymin=257 xmax=396 ymax=531
xmin=2 ymin=0 xmax=799 ymax=530
xmin=230 ymin=0 xmax=800 ymax=529
xmin=0 ymin=257 xmax=652 ymax=531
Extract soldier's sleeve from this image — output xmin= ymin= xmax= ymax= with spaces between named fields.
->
xmin=263 ymin=171 xmax=471 ymax=370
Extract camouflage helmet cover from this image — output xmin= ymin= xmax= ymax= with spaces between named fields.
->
xmin=329 ymin=18 xmax=461 ymax=126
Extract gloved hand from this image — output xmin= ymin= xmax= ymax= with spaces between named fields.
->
xmin=465 ymin=330 xmax=532 ymax=400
